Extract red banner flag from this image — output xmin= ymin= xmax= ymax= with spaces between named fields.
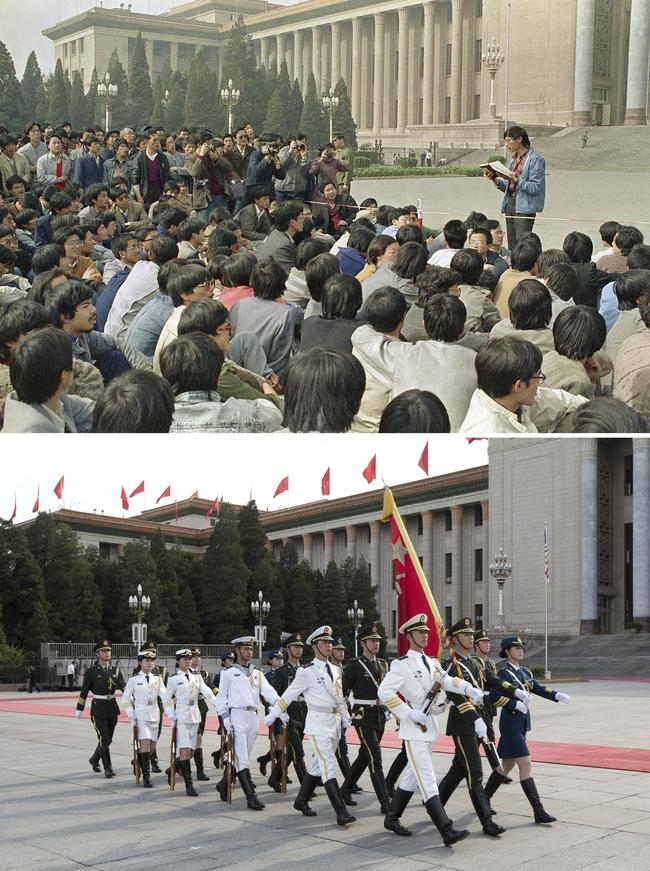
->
xmin=121 ymin=487 xmax=129 ymax=511
xmin=362 ymin=455 xmax=376 ymax=484
xmin=129 ymin=480 xmax=145 ymax=498
xmin=418 ymin=442 xmax=429 ymax=476
xmin=189 ymin=490 xmax=199 ymax=499
xmin=273 ymin=476 xmax=289 ymax=498
xmin=321 ymin=467 xmax=330 ymax=496
xmin=53 ymin=476 xmax=64 ymax=500
xmin=32 ymin=486 xmax=40 ymax=514
xmin=205 ymin=497 xmax=220 ymax=518
xmin=9 ymin=494 xmax=16 ymax=522
xmin=381 ymin=487 xmax=443 ymax=659
xmin=156 ymin=485 xmax=171 ymax=504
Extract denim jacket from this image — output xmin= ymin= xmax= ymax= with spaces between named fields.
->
xmin=497 ymin=148 xmax=546 ymax=214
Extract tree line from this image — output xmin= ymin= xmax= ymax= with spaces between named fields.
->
xmin=0 ymin=17 xmax=357 ymax=148
xmin=0 ymin=501 xmax=380 ymax=658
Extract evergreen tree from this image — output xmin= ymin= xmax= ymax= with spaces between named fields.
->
xmin=184 ymin=50 xmax=220 ymax=130
xmin=85 ymin=68 xmax=100 ymax=128
xmin=118 ymin=542 xmax=168 ymax=642
xmin=125 ymin=32 xmax=153 ymax=130
xmin=221 ymin=15 xmax=262 ymax=130
xmin=173 ymin=582 xmax=203 ymax=642
xmin=151 ymin=76 xmax=166 ymax=129
xmin=148 ymin=531 xmax=179 ymax=642
xmin=263 ymin=59 xmax=293 ymax=137
xmin=0 ymin=41 xmax=24 ymax=130
xmin=289 ymin=79 xmax=304 ymax=133
xmin=46 ymin=60 xmax=70 ymax=124
xmin=179 ymin=551 xmax=206 ymax=641
xmin=278 ymin=542 xmax=317 ymax=636
xmin=332 ymin=77 xmax=357 ymax=150
xmin=20 ymin=51 xmax=47 ymax=124
xmin=299 ymin=71 xmax=327 ymax=150
xmin=348 ymin=557 xmax=380 ymax=624
xmin=316 ymin=561 xmax=349 ymax=634
xmin=165 ymin=74 xmax=186 ymax=133
xmin=200 ymin=504 xmax=250 ymax=641
xmin=69 ymin=71 xmax=86 ymax=130
xmin=87 ymin=548 xmax=123 ymax=640
xmin=0 ymin=524 xmax=50 ymax=651
xmin=106 ymin=49 xmax=129 ymax=129
xmin=64 ymin=555 xmax=103 ymax=642
xmin=158 ymin=59 xmax=173 ymax=94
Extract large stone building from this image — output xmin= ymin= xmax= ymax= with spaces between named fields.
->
xmin=18 ymin=438 xmax=650 ymax=646
xmin=43 ymin=0 xmax=650 ymax=150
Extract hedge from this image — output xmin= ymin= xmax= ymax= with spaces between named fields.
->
xmin=354 ymin=166 xmax=485 ymax=178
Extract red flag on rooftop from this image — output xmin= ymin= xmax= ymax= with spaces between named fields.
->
xmin=9 ymin=494 xmax=16 ymax=522
xmin=274 ymin=476 xmax=289 ymax=498
xmin=362 ymin=455 xmax=376 ymax=484
xmin=381 ymin=487 xmax=443 ymax=659
xmin=121 ymin=487 xmax=129 ymax=511
xmin=418 ymin=442 xmax=429 ymax=476
xmin=156 ymin=485 xmax=171 ymax=504
xmin=190 ymin=490 xmax=199 ymax=499
xmin=205 ymin=497 xmax=220 ymax=518
xmin=129 ymin=480 xmax=145 ymax=498
xmin=321 ymin=467 xmax=330 ymax=496
xmin=54 ymin=476 xmax=64 ymax=500
xmin=32 ymin=486 xmax=40 ymax=514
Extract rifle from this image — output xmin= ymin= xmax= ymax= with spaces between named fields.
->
xmin=132 ymin=723 xmax=141 ymax=785
xmin=480 ymin=738 xmax=502 ymax=771
xmin=280 ymin=723 xmax=288 ymax=793
xmin=417 ymin=680 xmax=442 ymax=732
xmin=218 ymin=721 xmax=226 ymax=770
xmin=225 ymin=732 xmax=233 ymax=804
xmin=169 ymin=724 xmax=177 ymax=790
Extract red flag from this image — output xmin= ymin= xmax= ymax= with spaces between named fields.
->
xmin=381 ymin=488 xmax=443 ymax=659
xmin=362 ymin=455 xmax=376 ymax=484
xmin=205 ymin=496 xmax=220 ymax=518
xmin=129 ymin=480 xmax=145 ymax=498
xmin=321 ymin=467 xmax=330 ymax=496
xmin=53 ymin=476 xmax=64 ymax=500
xmin=189 ymin=490 xmax=199 ymax=499
xmin=273 ymin=476 xmax=289 ymax=498
xmin=32 ymin=486 xmax=40 ymax=514
xmin=466 ymin=437 xmax=487 ymax=444
xmin=418 ymin=442 xmax=429 ymax=476
xmin=9 ymin=494 xmax=16 ymax=522
xmin=156 ymin=485 xmax=171 ymax=504
xmin=121 ymin=487 xmax=129 ymax=511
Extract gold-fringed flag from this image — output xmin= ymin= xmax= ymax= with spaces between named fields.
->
xmin=381 ymin=487 xmax=443 ymax=658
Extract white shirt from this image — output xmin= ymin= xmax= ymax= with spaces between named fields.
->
xmin=121 ymin=672 xmax=166 ymax=721
xmin=104 ymin=260 xmax=160 ymax=339
xmin=163 ymin=670 xmax=216 ymax=724
xmin=269 ymin=658 xmax=348 ymax=739
xmin=459 ymin=386 xmax=587 ymax=434
xmin=214 ymin=663 xmax=278 ymax=716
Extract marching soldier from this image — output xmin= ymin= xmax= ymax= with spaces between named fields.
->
xmin=265 ymin=625 xmax=356 ymax=827
xmin=132 ymin=640 xmax=166 ymax=773
xmin=121 ymin=648 xmax=166 ymax=787
xmin=269 ymin=633 xmax=309 ymax=788
xmin=341 ymin=624 xmax=391 ymax=812
xmin=378 ymin=614 xmax=484 ymax=846
xmin=472 ymin=628 xmax=511 ymax=782
xmin=74 ymin=639 xmax=125 ymax=778
xmin=214 ymin=635 xmax=283 ymax=810
xmin=256 ymin=650 xmax=284 ymax=782
xmin=330 ymin=636 xmax=358 ymax=794
xmin=211 ymin=652 xmax=233 ymax=770
xmin=190 ymin=648 xmax=212 ymax=782
xmin=163 ymin=648 xmax=218 ymax=797
xmin=437 ymin=618 xmax=529 ymax=837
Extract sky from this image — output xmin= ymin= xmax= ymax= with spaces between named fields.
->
xmin=0 ymin=434 xmax=488 ymax=524
xmin=2 ymin=0 xmax=300 ymax=78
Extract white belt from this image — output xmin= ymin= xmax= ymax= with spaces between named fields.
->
xmin=353 ymin=699 xmax=381 ymax=706
xmin=310 ymin=705 xmax=338 ymax=714
xmin=231 ymin=706 xmax=256 ymax=711
xmin=92 ymin=694 xmax=115 ymax=700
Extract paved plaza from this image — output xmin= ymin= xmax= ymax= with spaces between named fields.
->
xmin=1 ymin=678 xmax=649 ymax=870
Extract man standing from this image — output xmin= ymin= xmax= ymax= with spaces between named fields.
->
xmin=333 ymin=133 xmax=353 ymax=193
xmin=471 ymin=628 xmax=506 ymax=767
xmin=189 ymin=647 xmax=212 ymax=783
xmin=378 ymin=614 xmax=483 ymax=846
xmin=74 ymin=639 xmax=125 ymax=778
xmin=185 ymin=131 xmax=232 ymax=222
xmin=269 ymin=633 xmax=308 ymax=788
xmin=265 ymin=625 xmax=356 ymax=827
xmin=132 ymin=132 xmax=171 ymax=212
xmin=67 ymin=657 xmax=78 ymax=689
xmin=36 ymin=132 xmax=72 ymax=192
xmin=330 ymin=636 xmax=356 ymax=790
xmin=121 ymin=648 xmax=166 ymax=787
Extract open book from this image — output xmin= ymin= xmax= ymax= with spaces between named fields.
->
xmin=480 ymin=160 xmax=516 ymax=181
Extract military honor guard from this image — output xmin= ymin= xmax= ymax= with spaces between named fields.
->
xmin=472 ymin=628 xmax=511 ymax=782
xmin=341 ymin=623 xmax=391 ymax=812
xmin=214 ymin=635 xmax=283 ymax=810
xmin=330 ymin=636 xmax=358 ymax=793
xmin=211 ymin=652 xmax=234 ymax=770
xmin=265 ymin=625 xmax=357 ymax=827
xmin=163 ymin=648 xmax=218 ymax=796
xmin=269 ymin=633 xmax=309 ymax=788
xmin=485 ymin=636 xmax=571 ymax=824
xmin=378 ymin=614 xmax=484 ymax=846
xmin=255 ymin=650 xmax=285 ymax=785
xmin=121 ymin=648 xmax=166 ymax=787
xmin=74 ymin=639 xmax=126 ymax=778
xmin=190 ymin=648 xmax=212 ymax=782
xmin=132 ymin=640 xmax=167 ymax=773
xmin=437 ymin=618 xmax=528 ymax=837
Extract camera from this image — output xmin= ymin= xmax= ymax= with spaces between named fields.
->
xmin=261 ymin=142 xmax=279 ymax=155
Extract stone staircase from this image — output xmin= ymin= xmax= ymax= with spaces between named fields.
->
xmin=519 ymin=632 xmax=650 ymax=678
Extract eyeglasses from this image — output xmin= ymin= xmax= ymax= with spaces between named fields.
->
xmin=216 ymin=321 xmax=231 ymax=333
xmin=143 ymin=235 xmax=158 ymax=243
xmin=531 ymin=372 xmax=547 ymax=383
xmin=65 ymin=239 xmax=82 ymax=247
xmin=125 ymin=244 xmax=140 ymax=251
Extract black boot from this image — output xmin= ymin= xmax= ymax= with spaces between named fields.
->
xmin=268 ymin=752 xmax=283 ymax=793
xmin=212 ymin=749 xmax=221 ymax=769
xmin=138 ymin=752 xmax=152 ymax=788
xmin=324 ymin=778 xmax=357 ymax=825
xmin=194 ymin=749 xmax=210 ymax=781
xmin=370 ymin=771 xmax=393 ymax=815
xmin=470 ymin=787 xmax=505 ymax=836
xmin=484 ymin=770 xmax=509 ymax=814
xmin=257 ymin=752 xmax=271 ymax=777
xmin=238 ymin=768 xmax=265 ymax=810
xmin=437 ymin=767 xmax=465 ymax=807
xmin=383 ymin=787 xmax=413 ymax=836
xmin=166 ymin=758 xmax=181 ymax=786
xmin=215 ymin=771 xmax=229 ymax=801
xmin=425 ymin=795 xmax=471 ymax=847
xmin=101 ymin=746 xmax=115 ymax=778
xmin=521 ymin=777 xmax=556 ymax=823
xmin=180 ymin=759 xmax=198 ymax=796
xmin=89 ymin=746 xmax=101 ymax=773
xmin=150 ymin=750 xmax=162 ymax=773
xmin=293 ymin=773 xmax=319 ymax=816
xmin=339 ymin=783 xmax=358 ymax=806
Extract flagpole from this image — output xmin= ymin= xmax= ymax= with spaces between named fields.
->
xmin=544 ymin=521 xmax=550 ymax=679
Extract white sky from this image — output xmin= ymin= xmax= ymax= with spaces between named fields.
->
xmin=0 ymin=434 xmax=488 ymax=523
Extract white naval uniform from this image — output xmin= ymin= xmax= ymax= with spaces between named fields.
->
xmin=378 ymin=649 xmax=476 ymax=800
xmin=162 ymin=670 xmax=217 ymax=750
xmin=215 ymin=664 xmax=279 ymax=771
xmin=121 ymin=672 xmax=166 ymax=741
xmin=268 ymin=659 xmax=349 ymax=782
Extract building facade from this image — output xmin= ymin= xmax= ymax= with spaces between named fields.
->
xmin=43 ymin=0 xmax=650 ymax=148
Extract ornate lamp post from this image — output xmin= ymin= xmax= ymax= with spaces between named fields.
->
xmin=347 ymin=599 xmax=364 ymax=657
xmin=321 ymin=87 xmax=340 ymax=142
xmin=220 ymin=79 xmax=240 ymax=133
xmin=482 ymin=37 xmax=505 ymax=120
xmin=489 ymin=547 xmax=512 ymax=633
xmin=97 ymin=73 xmax=119 ymax=131
xmin=251 ymin=589 xmax=270 ymax=664
xmin=128 ymin=583 xmax=151 ymax=649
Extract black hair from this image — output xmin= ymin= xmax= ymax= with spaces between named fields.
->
xmin=464 ymin=211 xmax=488 ymax=231
xmin=395 ymin=225 xmax=425 ymax=246
xmin=552 ymin=305 xmax=606 ymax=359
xmin=423 ymin=294 xmax=467 ymax=342
xmin=562 ymin=231 xmax=593 ymax=264
xmin=178 ymin=298 xmax=229 ymax=336
xmin=0 ymin=300 xmax=49 ymax=363
xmin=52 ymin=225 xmax=84 ymax=245
xmin=9 ymin=325 xmax=72 ymax=404
xmin=359 ymin=197 xmax=378 ymax=209
xmin=415 ymin=266 xmax=462 ymax=307
xmin=379 ymin=389 xmax=451 ymax=433
xmin=545 ymin=263 xmax=576 ymax=301
xmin=221 ymin=251 xmax=256 ymax=288
xmin=450 ymin=248 xmax=483 ymax=285
xmin=250 ymin=257 xmax=287 ymax=300
xmin=627 ymin=244 xmax=650 ymax=270
xmin=468 ymin=227 xmax=493 ymax=245
xmin=477 ymin=269 xmax=499 ymax=294
xmin=442 ymin=219 xmax=467 ymax=250
xmin=503 ymin=125 xmax=530 ymax=147
xmin=638 ymin=289 xmax=650 ymax=328
xmin=536 ymin=248 xmax=570 ymax=279
xmin=272 ymin=200 xmax=303 ymax=232
xmin=393 ymin=241 xmax=428 ymax=281
xmin=207 ymin=227 xmax=238 ymax=251
xmin=112 ymin=233 xmax=137 ymax=258
xmin=305 ymin=252 xmax=340 ymax=303
xmin=598 ymin=221 xmax=622 ymax=246
xmin=475 ymin=337 xmax=543 ymax=398
xmin=0 ymin=243 xmax=15 ymax=267
xmin=84 ymin=183 xmax=109 ymax=206
xmin=46 ymin=279 xmax=93 ymax=327
xmin=151 ymin=235 xmax=179 ymax=266
xmin=248 ymin=184 xmax=270 ymax=201
xmin=365 ymin=235 xmax=397 ymax=266
xmin=134 ymin=224 xmax=157 ymax=243
xmin=92 ymin=370 xmax=175 ymax=433
xmin=5 ymin=175 xmax=27 ymax=193
xmin=615 ymin=226 xmax=644 ymax=257
xmin=31 ymin=243 xmax=66 ymax=275
xmin=347 ymin=223 xmax=375 ymax=253
xmin=511 ymin=239 xmax=541 ymax=272
xmin=49 ymin=192 xmax=73 ymax=215
xmin=570 ymin=397 xmax=648 ymax=433
xmin=283 ymin=348 xmax=365 ymax=432
xmin=166 ymin=261 xmax=210 ymax=307
xmin=179 ymin=217 xmax=206 ymax=242
xmin=159 ymin=332 xmax=224 ymax=395
xmin=159 ymin=206 xmax=187 ymax=230
xmin=364 ymin=286 xmax=408 ymax=332
xmin=28 ymin=268 xmax=68 ymax=306
xmin=206 ymin=252 xmax=232 ymax=281
xmin=508 ymin=280 xmax=552 ymax=330
xmin=295 ymin=237 xmax=329 ymax=271
xmin=321 ymin=274 xmax=362 ymax=320
xmin=614 ymin=269 xmax=650 ymax=311
xmin=376 ymin=205 xmax=401 ymax=226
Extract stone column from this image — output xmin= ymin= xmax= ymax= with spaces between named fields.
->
xmin=323 ymin=528 xmax=334 ymax=566
xmin=422 ymin=2 xmax=435 ymax=126
xmin=144 ymin=40 xmax=155 ymax=79
xmin=360 ymin=19 xmax=371 ymax=129
xmin=277 ymin=33 xmax=287 ymax=71
xmin=580 ymin=439 xmax=599 ymax=634
xmin=421 ymin=510 xmax=434 ymax=585
xmin=312 ymin=26 xmax=321 ymax=94
xmin=632 ymin=440 xmax=650 ymax=629
xmin=434 ymin=4 xmax=446 ymax=123
xmin=345 ymin=525 xmax=357 ymax=561
xmin=572 ymin=0 xmax=596 ymax=126
xmin=294 ymin=29 xmax=303 ymax=89
xmin=396 ymin=7 xmax=409 ymax=131
xmin=450 ymin=505 xmax=463 ymax=618
xmin=372 ymin=12 xmax=385 ymax=133
xmin=625 ymin=0 xmax=650 ymax=125
xmin=331 ymin=21 xmax=341 ymax=88
xmin=369 ymin=520 xmax=381 ymax=589
xmin=450 ymin=0 xmax=463 ymax=124
xmin=302 ymin=532 xmax=313 ymax=565
xmin=351 ymin=17 xmax=362 ymax=125
xmin=260 ymin=36 xmax=270 ymax=70
xmin=481 ymin=499 xmax=489 ymax=524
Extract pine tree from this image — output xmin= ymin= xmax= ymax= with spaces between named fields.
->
xmin=289 ymin=79 xmax=304 ymax=133
xmin=173 ymin=582 xmax=203 ymax=642
xmin=87 ymin=548 xmax=123 ymax=641
xmin=200 ymin=504 xmax=250 ymax=641
xmin=263 ymin=59 xmax=293 ymax=137
xmin=237 ymin=501 xmax=286 ymax=643
xmin=118 ymin=542 xmax=168 ymax=642
xmin=64 ymin=556 xmax=103 ymax=642
xmin=151 ymin=76 xmax=166 ymax=129
xmin=158 ymin=59 xmax=173 ymax=94
xmin=46 ymin=60 xmax=70 ymax=124
xmin=278 ymin=542 xmax=317 ymax=636
xmin=20 ymin=51 xmax=47 ymax=124
xmin=0 ymin=41 xmax=25 ymax=129
xmin=69 ymin=71 xmax=86 ymax=130
xmin=165 ymin=74 xmax=186 ymax=133
xmin=0 ymin=525 xmax=50 ymax=651
xmin=299 ymin=71 xmax=327 ymax=150
xmin=332 ymin=77 xmax=357 ymax=150
xmin=221 ymin=15 xmax=262 ymax=131
xmin=317 ymin=561 xmax=349 ymax=634
xmin=106 ymin=49 xmax=129 ymax=129
xmin=184 ymin=50 xmax=220 ymax=130
xmin=148 ymin=531 xmax=179 ymax=643
xmin=85 ymin=69 xmax=100 ymax=129
xmin=126 ymin=32 xmax=153 ymax=130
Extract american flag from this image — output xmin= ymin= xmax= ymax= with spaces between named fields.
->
xmin=544 ymin=523 xmax=549 ymax=583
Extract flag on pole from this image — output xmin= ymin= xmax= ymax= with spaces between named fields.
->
xmin=156 ymin=485 xmax=171 ymax=504
xmin=53 ymin=476 xmax=65 ymax=500
xmin=273 ymin=476 xmax=289 ymax=498
xmin=544 ymin=523 xmax=549 ymax=583
xmin=418 ymin=442 xmax=429 ymax=476
xmin=205 ymin=496 xmax=220 ymax=518
xmin=32 ymin=486 xmax=40 ymax=514
xmin=381 ymin=487 xmax=443 ymax=658
xmin=9 ymin=494 xmax=16 ymax=522
xmin=121 ymin=487 xmax=129 ymax=511
xmin=362 ymin=455 xmax=376 ymax=484
xmin=321 ymin=467 xmax=330 ymax=496
xmin=190 ymin=490 xmax=199 ymax=499
xmin=129 ymin=480 xmax=145 ymax=498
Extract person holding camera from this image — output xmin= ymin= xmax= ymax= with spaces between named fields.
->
xmin=244 ymin=133 xmax=287 ymax=202
xmin=275 ymin=132 xmax=310 ymax=203
xmin=185 ymin=130 xmax=234 ymax=222
xmin=308 ymin=143 xmax=351 ymax=215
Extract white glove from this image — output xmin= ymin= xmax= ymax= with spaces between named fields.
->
xmin=408 ymin=709 xmax=428 ymax=726
xmin=341 ymin=718 xmax=352 ymax=731
xmin=431 ymin=698 xmax=447 ymax=715
xmin=515 ymin=689 xmax=531 ymax=704
xmin=474 ymin=717 xmax=488 ymax=740
xmin=279 ymin=712 xmax=290 ymax=726
xmin=74 ymin=710 xmax=83 ymax=719
xmin=515 ymin=701 xmax=528 ymax=714
xmin=223 ymin=717 xmax=233 ymax=734
xmin=556 ymin=692 xmax=571 ymax=705
xmin=466 ymin=686 xmax=483 ymax=704
xmin=264 ymin=711 xmax=277 ymax=728
xmin=165 ymin=707 xmax=176 ymax=724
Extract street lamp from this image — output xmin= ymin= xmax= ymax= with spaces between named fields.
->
xmin=250 ymin=589 xmax=270 ymax=665
xmin=489 ymin=547 xmax=512 ymax=633
xmin=220 ymin=78 xmax=240 ymax=133
xmin=347 ymin=599 xmax=364 ymax=658
xmin=97 ymin=72 xmax=119 ymax=131
xmin=481 ymin=36 xmax=505 ymax=120
xmin=128 ymin=583 xmax=151 ymax=649
xmin=321 ymin=87 xmax=340 ymax=142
